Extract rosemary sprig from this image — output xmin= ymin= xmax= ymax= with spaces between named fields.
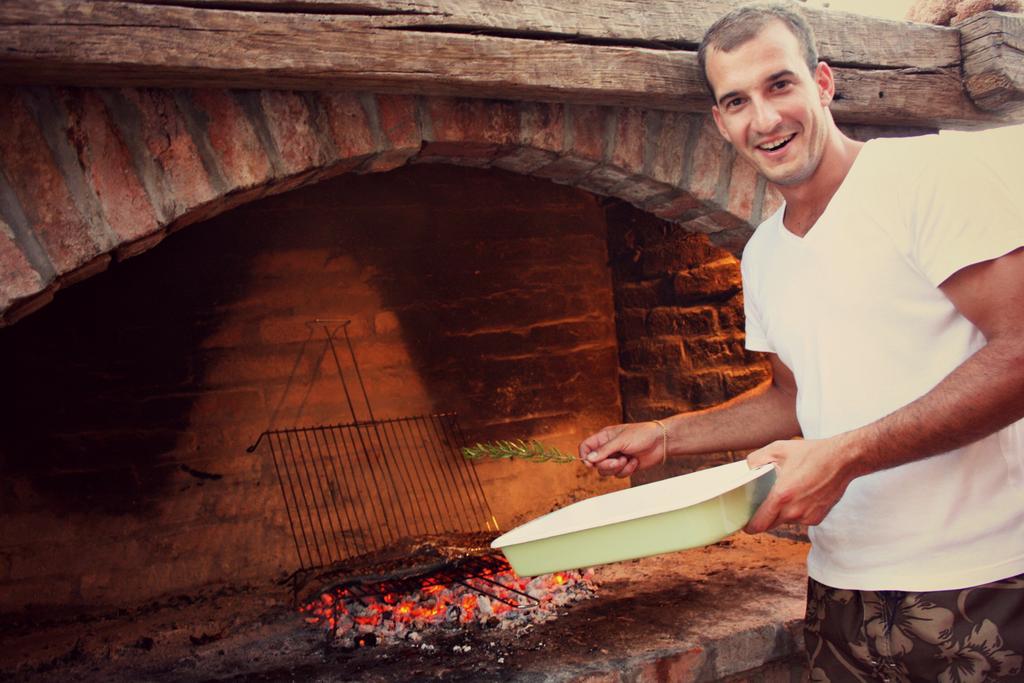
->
xmin=461 ymin=439 xmax=576 ymax=464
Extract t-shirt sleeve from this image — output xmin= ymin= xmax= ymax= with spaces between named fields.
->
xmin=905 ymin=131 xmax=1024 ymax=286
xmin=740 ymin=257 xmax=774 ymax=353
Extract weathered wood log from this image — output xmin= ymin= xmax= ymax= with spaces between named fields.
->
xmin=960 ymin=11 xmax=1024 ymax=117
xmin=106 ymin=0 xmax=963 ymax=70
xmin=0 ymin=0 xmax=1014 ymax=128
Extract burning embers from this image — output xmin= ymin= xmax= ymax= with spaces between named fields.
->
xmin=301 ymin=554 xmax=596 ymax=647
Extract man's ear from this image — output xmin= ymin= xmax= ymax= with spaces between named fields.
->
xmin=815 ymin=61 xmax=835 ymax=106
xmin=711 ymin=106 xmax=730 ymax=141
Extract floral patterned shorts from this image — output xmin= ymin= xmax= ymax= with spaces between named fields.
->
xmin=806 ymin=574 xmax=1024 ymax=682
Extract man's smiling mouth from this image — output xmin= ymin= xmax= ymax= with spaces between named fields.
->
xmin=757 ymin=134 xmax=796 ymax=152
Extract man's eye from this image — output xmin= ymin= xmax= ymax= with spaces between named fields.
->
xmin=727 ymin=98 xmax=744 ymax=109
xmin=772 ymin=80 xmax=791 ymax=90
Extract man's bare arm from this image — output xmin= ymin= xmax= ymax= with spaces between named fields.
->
xmin=746 ymin=246 xmax=1024 ymax=532
xmin=580 ymin=353 xmax=801 ymax=478
xmin=665 ymin=353 xmax=801 ymax=453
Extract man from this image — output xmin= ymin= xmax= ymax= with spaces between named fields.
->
xmin=579 ymin=3 xmax=1024 ymax=680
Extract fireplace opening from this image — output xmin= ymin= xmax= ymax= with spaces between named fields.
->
xmin=0 ymin=163 xmax=628 ymax=614
xmin=0 ymin=159 xmax=791 ymax=681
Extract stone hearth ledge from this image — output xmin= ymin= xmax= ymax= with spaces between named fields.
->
xmin=0 ymin=533 xmax=809 ymax=682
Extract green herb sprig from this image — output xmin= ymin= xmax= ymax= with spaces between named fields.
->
xmin=461 ymin=439 xmax=576 ymax=464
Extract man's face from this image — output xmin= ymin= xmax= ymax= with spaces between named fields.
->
xmin=706 ymin=21 xmax=834 ymax=188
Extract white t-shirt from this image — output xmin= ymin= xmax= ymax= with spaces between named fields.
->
xmin=741 ymin=130 xmax=1024 ymax=591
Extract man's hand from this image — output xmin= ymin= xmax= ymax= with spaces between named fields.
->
xmin=744 ymin=435 xmax=862 ymax=533
xmin=579 ymin=422 xmax=665 ymax=478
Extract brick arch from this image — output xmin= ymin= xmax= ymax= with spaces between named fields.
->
xmin=0 ymin=86 xmax=779 ymax=326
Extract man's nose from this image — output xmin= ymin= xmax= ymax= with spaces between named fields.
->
xmin=751 ymin=99 xmax=783 ymax=133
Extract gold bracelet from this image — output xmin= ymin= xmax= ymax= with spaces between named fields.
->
xmin=651 ymin=419 xmax=668 ymax=465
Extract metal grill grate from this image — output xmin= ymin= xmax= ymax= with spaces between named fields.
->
xmin=249 ymin=320 xmax=496 ymax=572
xmin=252 ymin=414 xmax=495 ymax=570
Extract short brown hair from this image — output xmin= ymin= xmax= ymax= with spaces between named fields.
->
xmin=698 ymin=3 xmax=819 ymax=101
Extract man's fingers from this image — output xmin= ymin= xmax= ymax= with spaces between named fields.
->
xmin=745 ymin=491 xmax=781 ymax=534
xmin=579 ymin=426 xmax=621 ymax=462
xmin=578 ymin=433 xmax=606 ymax=461
xmin=586 ymin=434 xmax=628 ymax=464
xmin=581 ymin=436 xmax=602 ymax=462
xmin=746 ymin=446 xmax=775 ymax=469
xmin=617 ymin=457 xmax=640 ymax=478
xmin=596 ymin=455 xmax=628 ymax=476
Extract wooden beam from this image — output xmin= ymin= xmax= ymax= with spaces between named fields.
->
xmin=960 ymin=11 xmax=1024 ymax=117
xmin=108 ymin=0 xmax=963 ymax=70
xmin=0 ymin=1 xmax=1012 ymax=128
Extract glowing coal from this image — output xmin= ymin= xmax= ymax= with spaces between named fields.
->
xmin=301 ymin=556 xmax=597 ymax=647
